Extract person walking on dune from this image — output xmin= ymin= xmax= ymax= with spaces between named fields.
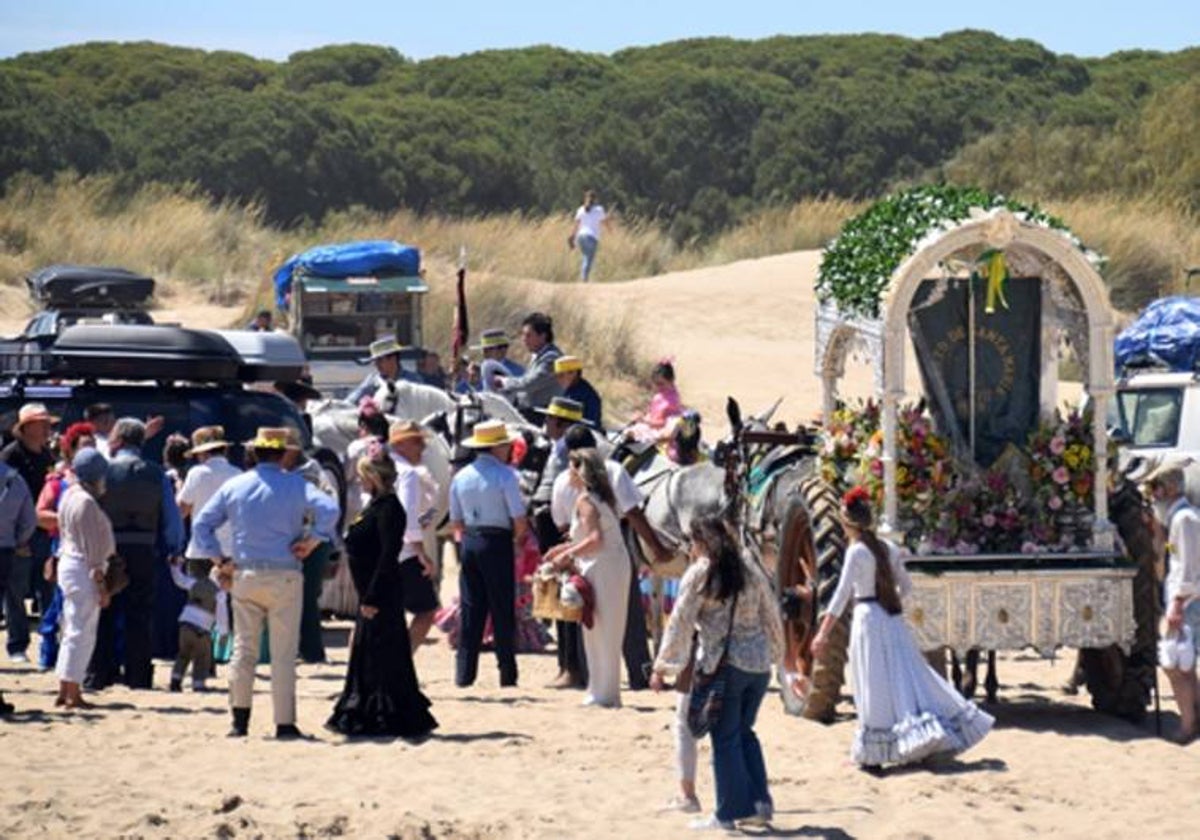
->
xmin=568 ymin=189 xmax=610 ymax=282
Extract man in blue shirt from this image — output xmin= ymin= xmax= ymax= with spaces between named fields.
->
xmin=473 ymin=328 xmax=525 ymax=393
xmin=193 ymin=427 xmax=339 ymax=739
xmin=347 ymin=335 xmax=423 ymax=405
xmin=85 ymin=417 xmax=185 ymax=691
xmin=449 ymin=420 xmax=528 ymax=688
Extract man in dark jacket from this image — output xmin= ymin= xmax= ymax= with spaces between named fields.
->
xmin=553 ymin=356 xmax=602 ymax=428
xmin=498 ymin=312 xmax=563 ymax=416
xmin=0 ymin=403 xmax=57 ymax=663
xmin=85 ymin=418 xmax=184 ymax=690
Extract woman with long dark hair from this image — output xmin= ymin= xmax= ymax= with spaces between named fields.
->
xmin=812 ymin=487 xmax=993 ymax=773
xmin=326 ymin=447 xmax=437 ymax=740
xmin=651 ymin=515 xmax=783 ymax=830
xmin=544 ymin=448 xmax=631 ymax=708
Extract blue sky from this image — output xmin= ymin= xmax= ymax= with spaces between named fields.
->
xmin=1 ymin=0 xmax=1195 ymax=61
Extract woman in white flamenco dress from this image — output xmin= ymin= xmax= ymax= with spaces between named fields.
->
xmin=812 ymin=487 xmax=994 ymax=771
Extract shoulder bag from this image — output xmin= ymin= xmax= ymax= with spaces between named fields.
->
xmin=685 ymin=591 xmax=739 ymax=738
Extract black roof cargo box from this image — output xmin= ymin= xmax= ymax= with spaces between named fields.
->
xmin=27 ymin=265 xmax=155 ymax=308
xmin=50 ymin=324 xmax=241 ymax=382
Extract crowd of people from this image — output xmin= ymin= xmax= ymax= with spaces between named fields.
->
xmin=2 ymin=300 xmax=1199 ymax=833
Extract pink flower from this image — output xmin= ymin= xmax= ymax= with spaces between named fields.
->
xmin=982 ymin=513 xmax=997 ymax=528
xmin=1048 ymin=494 xmax=1063 ymax=510
xmin=1049 ymin=435 xmax=1066 ymax=455
xmin=1052 ymin=466 xmax=1070 ymax=485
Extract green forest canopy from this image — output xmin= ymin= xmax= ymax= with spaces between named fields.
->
xmin=1 ymin=32 xmax=1197 ymax=236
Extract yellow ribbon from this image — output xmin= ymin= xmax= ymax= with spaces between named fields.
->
xmin=983 ymin=250 xmax=1008 ymax=314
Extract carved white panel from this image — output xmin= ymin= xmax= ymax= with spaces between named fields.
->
xmin=907 ymin=585 xmax=949 ymax=651
xmin=974 ymin=583 xmax=1035 ymax=651
xmin=908 ymin=568 xmax=1136 ymax=656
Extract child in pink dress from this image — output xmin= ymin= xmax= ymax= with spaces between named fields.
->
xmin=627 ymin=359 xmax=683 ymax=444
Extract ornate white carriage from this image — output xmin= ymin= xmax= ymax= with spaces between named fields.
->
xmin=813 ymin=190 xmax=1154 ymax=715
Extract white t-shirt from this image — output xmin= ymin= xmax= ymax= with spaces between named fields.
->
xmin=391 ymin=452 xmax=437 ymax=561
xmin=551 ymin=459 xmax=642 ymax=530
xmin=575 ymin=204 xmax=607 ymax=240
xmin=177 ymin=455 xmax=242 ymax=558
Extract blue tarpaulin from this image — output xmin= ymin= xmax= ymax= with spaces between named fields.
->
xmin=273 ymin=240 xmax=420 ymax=309
xmin=1114 ymin=296 xmax=1200 ymax=372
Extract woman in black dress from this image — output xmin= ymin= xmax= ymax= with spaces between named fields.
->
xmin=327 ymin=447 xmax=438 ymax=739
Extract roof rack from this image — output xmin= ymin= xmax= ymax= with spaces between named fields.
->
xmin=0 ymin=324 xmax=305 ymax=385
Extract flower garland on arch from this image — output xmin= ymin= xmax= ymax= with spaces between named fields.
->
xmin=816 ymin=184 xmax=1102 ymax=319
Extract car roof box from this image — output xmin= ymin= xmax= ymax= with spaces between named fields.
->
xmin=50 ymin=325 xmax=241 ymax=381
xmin=208 ymin=330 xmax=306 ymax=382
xmin=27 ymin=265 xmax=156 ymax=308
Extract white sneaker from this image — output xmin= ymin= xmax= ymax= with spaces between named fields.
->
xmin=9 ymin=652 xmax=29 ymax=664
xmin=688 ymin=815 xmax=735 ymax=831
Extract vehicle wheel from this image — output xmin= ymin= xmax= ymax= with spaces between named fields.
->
xmin=797 ymin=475 xmax=849 ymax=724
xmin=1081 ymin=481 xmax=1158 ymax=721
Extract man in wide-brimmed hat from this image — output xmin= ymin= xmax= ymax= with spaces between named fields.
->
xmin=553 ymin=357 xmax=602 ymax=427
xmin=346 ymin=335 xmax=422 ymax=405
xmin=192 ymin=426 xmax=338 ymax=739
xmin=1 ymin=402 xmax=59 ymax=663
xmin=498 ymin=312 xmax=564 ymax=416
xmin=1143 ymin=458 xmax=1200 ymax=743
xmin=448 ymin=419 xmax=527 ymax=687
xmin=474 ymin=328 xmax=525 ymax=393
xmin=388 ymin=420 xmax=440 ymax=653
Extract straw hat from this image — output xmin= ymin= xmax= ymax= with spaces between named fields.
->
xmin=15 ymin=402 xmax=60 ymax=430
xmin=1140 ymin=457 xmax=1193 ymax=488
xmin=554 ymin=356 xmax=583 ymax=374
xmin=186 ymin=425 xmax=230 ymax=456
xmin=388 ymin=419 xmax=427 ymax=446
xmin=462 ymin=419 xmax=519 ymax=449
xmin=245 ymin=427 xmax=291 ymax=450
xmin=534 ymin=396 xmax=590 ymax=425
xmin=360 ymin=335 xmax=408 ymax=364
xmin=471 ymin=328 xmax=511 ymax=351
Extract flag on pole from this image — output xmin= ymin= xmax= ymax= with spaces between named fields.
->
xmin=451 ymin=246 xmax=469 ymax=369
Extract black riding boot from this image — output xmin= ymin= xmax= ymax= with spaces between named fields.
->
xmin=228 ymin=707 xmax=250 ymax=738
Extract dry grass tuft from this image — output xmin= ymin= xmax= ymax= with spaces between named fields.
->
xmin=1047 ymin=195 xmax=1200 ymax=312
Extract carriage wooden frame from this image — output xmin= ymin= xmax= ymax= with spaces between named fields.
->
xmin=813 ymin=207 xmax=1139 ymax=659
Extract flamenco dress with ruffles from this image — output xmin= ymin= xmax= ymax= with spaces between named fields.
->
xmin=327 ymin=493 xmax=438 ymax=738
xmin=832 ymin=540 xmax=993 ymax=767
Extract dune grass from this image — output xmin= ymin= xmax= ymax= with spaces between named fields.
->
xmin=1 ymin=175 xmax=1196 ymax=407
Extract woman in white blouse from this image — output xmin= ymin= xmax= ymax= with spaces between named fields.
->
xmin=651 ymin=516 xmax=783 ymax=831
xmin=811 ymin=487 xmax=993 ymax=773
xmin=54 ymin=448 xmax=116 ymax=710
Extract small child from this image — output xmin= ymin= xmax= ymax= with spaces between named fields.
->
xmin=168 ymin=558 xmax=229 ymax=692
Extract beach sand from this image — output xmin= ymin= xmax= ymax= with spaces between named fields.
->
xmin=2 ymin=252 xmax=1197 ymax=838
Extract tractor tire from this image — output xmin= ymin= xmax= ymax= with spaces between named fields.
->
xmin=798 ymin=475 xmax=850 ymax=723
xmin=1081 ymin=483 xmax=1159 ymax=722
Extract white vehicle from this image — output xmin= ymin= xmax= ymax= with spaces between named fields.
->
xmin=1112 ymin=369 xmax=1200 ymax=463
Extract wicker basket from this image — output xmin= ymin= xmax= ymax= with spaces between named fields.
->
xmin=532 ymin=575 xmax=582 ymax=623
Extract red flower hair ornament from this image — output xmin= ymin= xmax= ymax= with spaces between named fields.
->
xmin=842 ymin=486 xmax=871 ymax=508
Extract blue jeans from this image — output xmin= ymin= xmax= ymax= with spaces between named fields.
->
xmin=38 ymin=586 xmax=63 ymax=669
xmin=710 ymin=665 xmax=771 ymax=822
xmin=577 ymin=233 xmax=598 ymax=281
